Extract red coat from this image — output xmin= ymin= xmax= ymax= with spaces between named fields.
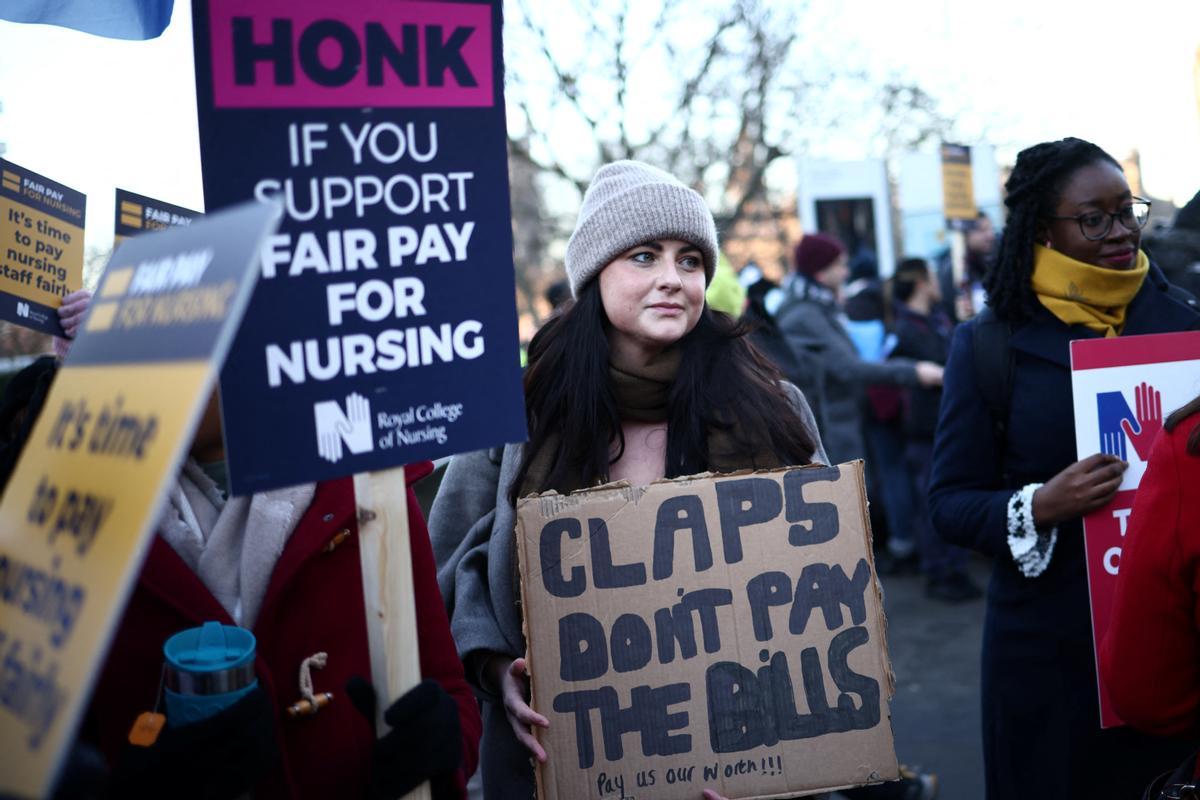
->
xmin=87 ymin=463 xmax=480 ymax=798
xmin=1101 ymin=414 xmax=1200 ymax=747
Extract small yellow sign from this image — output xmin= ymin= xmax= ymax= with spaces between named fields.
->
xmin=0 ymin=159 xmax=85 ymax=334
xmin=941 ymin=143 xmax=977 ymax=228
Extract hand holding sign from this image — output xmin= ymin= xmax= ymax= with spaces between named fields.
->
xmin=1120 ymin=382 xmax=1163 ymax=460
xmin=1033 ymin=453 xmax=1127 ymax=527
xmin=490 ymin=655 xmax=548 ymax=763
xmin=53 ymin=289 xmax=91 ymax=360
xmin=345 ymin=677 xmax=464 ymax=800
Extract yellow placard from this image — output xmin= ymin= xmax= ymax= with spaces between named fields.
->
xmin=940 ymin=144 xmax=977 ymax=224
xmin=0 ymin=194 xmax=83 ymax=306
xmin=0 ymin=161 xmax=84 ymax=325
xmin=0 ymin=361 xmax=211 ymax=797
xmin=0 ymin=198 xmax=279 ymax=798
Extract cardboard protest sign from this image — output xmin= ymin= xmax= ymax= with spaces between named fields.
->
xmin=191 ymin=0 xmax=526 ymax=496
xmin=0 ymin=158 xmax=84 ymax=336
xmin=516 ymin=462 xmax=898 ymax=800
xmin=1071 ymin=330 xmax=1200 ymax=728
xmin=0 ymin=200 xmax=279 ymax=798
xmin=113 ymin=188 xmax=200 ymax=247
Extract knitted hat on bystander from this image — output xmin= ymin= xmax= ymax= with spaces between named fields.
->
xmin=792 ymin=232 xmax=846 ymax=278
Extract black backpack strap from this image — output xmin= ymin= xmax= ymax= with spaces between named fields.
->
xmin=1164 ymin=282 xmax=1200 ymax=328
xmin=971 ymin=307 xmax=1014 ymax=464
xmin=1165 ymin=282 xmax=1198 ymax=306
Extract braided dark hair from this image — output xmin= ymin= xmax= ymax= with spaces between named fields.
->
xmin=984 ymin=137 xmax=1122 ymax=321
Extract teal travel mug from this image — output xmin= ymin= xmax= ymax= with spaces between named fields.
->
xmin=163 ymin=621 xmax=258 ymax=727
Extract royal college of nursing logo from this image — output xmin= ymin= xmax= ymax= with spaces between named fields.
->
xmin=313 ymin=392 xmax=374 ymax=464
xmin=1096 ymin=382 xmax=1162 ymax=462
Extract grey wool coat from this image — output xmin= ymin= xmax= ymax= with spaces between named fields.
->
xmin=429 ymin=384 xmax=826 ymax=799
xmin=774 ymin=278 xmax=919 ymax=465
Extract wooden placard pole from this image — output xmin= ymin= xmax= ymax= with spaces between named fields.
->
xmin=354 ymin=467 xmax=431 ymax=800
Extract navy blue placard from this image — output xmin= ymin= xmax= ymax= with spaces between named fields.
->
xmin=0 ymin=158 xmax=86 ymax=228
xmin=0 ymin=294 xmax=59 ymax=334
xmin=192 ymin=0 xmax=528 ymax=495
xmin=72 ymin=200 xmax=281 ymax=368
xmin=114 ymin=188 xmax=200 ymax=242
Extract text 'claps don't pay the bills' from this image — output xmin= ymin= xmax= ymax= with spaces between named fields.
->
xmin=517 ymin=462 xmax=899 ymax=800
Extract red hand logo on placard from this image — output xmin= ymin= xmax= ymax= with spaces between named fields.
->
xmin=1119 ymin=381 xmax=1162 ymax=460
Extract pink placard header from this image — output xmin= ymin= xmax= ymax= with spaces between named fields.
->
xmin=1071 ymin=330 xmax=1200 ymax=371
xmin=209 ymin=0 xmax=493 ymax=108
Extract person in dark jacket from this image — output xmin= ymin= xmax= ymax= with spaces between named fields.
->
xmin=739 ymin=262 xmax=828 ymax=433
xmin=775 ymin=233 xmax=944 ymax=466
xmin=891 ymin=258 xmax=981 ymax=603
xmin=936 ymin=211 xmax=997 ymax=322
xmin=929 ymin=137 xmax=1199 ymax=800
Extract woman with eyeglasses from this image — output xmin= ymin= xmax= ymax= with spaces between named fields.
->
xmin=929 ymin=137 xmax=1200 ymax=800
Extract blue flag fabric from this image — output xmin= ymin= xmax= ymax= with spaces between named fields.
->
xmin=0 ymin=0 xmax=174 ymax=40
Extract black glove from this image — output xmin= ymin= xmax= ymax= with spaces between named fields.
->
xmin=346 ymin=677 xmax=463 ymax=800
xmin=0 ymin=741 xmax=110 ymax=800
xmin=108 ymin=684 xmax=278 ymax=800
xmin=52 ymin=741 xmax=110 ymax=800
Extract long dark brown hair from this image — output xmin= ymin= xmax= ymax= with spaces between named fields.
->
xmin=509 ymin=280 xmax=818 ymax=505
xmin=1165 ymin=393 xmax=1200 ymax=456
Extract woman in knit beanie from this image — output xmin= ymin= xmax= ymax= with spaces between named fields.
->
xmin=430 ymin=160 xmax=828 ymax=800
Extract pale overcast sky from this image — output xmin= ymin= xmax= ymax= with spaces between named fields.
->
xmin=0 ymin=0 xmax=1196 ymax=256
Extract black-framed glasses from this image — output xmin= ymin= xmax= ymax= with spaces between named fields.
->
xmin=1044 ymin=198 xmax=1152 ymax=241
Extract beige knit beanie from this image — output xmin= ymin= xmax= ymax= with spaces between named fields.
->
xmin=564 ymin=160 xmax=719 ymax=297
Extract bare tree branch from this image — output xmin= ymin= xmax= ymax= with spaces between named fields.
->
xmin=507 ymin=132 xmax=589 ymax=196
xmin=502 ymin=0 xmax=962 ymax=305
xmin=613 ymin=0 xmax=634 ymax=159
xmin=514 ymin=0 xmax=619 ymax=165
xmin=651 ymin=8 xmax=742 ymax=175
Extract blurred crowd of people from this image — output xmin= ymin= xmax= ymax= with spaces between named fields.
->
xmin=722 ymin=217 xmax=995 ymax=605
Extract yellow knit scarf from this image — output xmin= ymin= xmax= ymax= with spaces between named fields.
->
xmin=1030 ymin=244 xmax=1148 ymax=337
